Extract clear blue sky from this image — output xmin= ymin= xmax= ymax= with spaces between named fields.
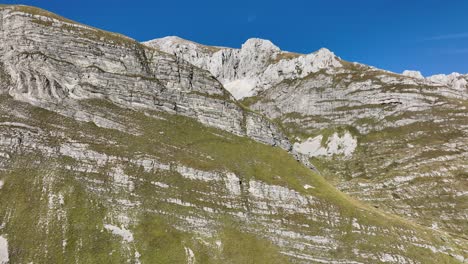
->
xmin=4 ymin=0 xmax=468 ymax=76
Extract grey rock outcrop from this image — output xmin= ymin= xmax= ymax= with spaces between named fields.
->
xmin=427 ymin=72 xmax=468 ymax=91
xmin=0 ymin=6 xmax=290 ymax=150
xmin=144 ymin=37 xmax=342 ymax=99
xmin=402 ymin=70 xmax=424 ymax=79
xmin=403 ymin=70 xmax=468 ymax=91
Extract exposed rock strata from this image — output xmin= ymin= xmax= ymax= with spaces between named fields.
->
xmin=148 ymin=35 xmax=468 ymax=238
xmin=144 ymin=36 xmax=342 ymax=99
xmin=0 ymin=6 xmax=290 ymax=150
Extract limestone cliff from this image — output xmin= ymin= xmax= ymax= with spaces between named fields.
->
xmin=0 ymin=6 xmax=290 ymax=150
xmin=144 ymin=36 xmax=342 ymax=99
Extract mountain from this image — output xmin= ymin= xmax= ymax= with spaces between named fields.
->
xmin=143 ymin=37 xmax=467 ymax=101
xmin=144 ymin=37 xmax=341 ymax=100
xmin=0 ymin=5 xmax=466 ymax=264
xmin=144 ymin=35 xmax=468 ymax=238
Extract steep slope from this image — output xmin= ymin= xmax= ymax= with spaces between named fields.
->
xmin=427 ymin=72 xmax=468 ymax=91
xmin=144 ymin=37 xmax=468 ymax=239
xmin=0 ymin=90 xmax=466 ymax=264
xmin=0 ymin=5 xmax=466 ymax=264
xmin=0 ymin=5 xmax=289 ymax=150
xmin=247 ymin=62 xmax=468 ymax=237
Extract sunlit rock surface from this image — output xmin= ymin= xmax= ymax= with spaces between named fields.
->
xmin=146 ymin=33 xmax=468 ymax=240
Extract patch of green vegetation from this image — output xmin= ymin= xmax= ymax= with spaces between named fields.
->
xmin=19 ymin=51 xmax=73 ymax=66
xmin=188 ymin=90 xmax=234 ymax=102
xmin=353 ymin=117 xmax=380 ymax=126
xmin=5 ymin=5 xmax=78 ymax=25
xmin=219 ymin=224 xmax=290 ymax=264
xmin=239 ymin=95 xmax=262 ymax=108
xmin=334 ymin=103 xmax=394 ymax=112
xmin=299 ymin=68 xmax=328 ymax=82
xmin=277 ymin=120 xmax=314 ymax=141
xmin=333 ymin=59 xmax=410 ymax=87
xmin=198 ymin=44 xmax=222 ymax=54
xmin=59 ymin=23 xmax=137 ymax=48
xmin=281 ymin=112 xmax=330 ymax=124
xmin=269 ymin=52 xmax=302 ymax=64
xmin=0 ymin=62 xmax=11 ymax=88
xmin=300 ymin=126 xmax=360 ymax=148
xmin=272 ymin=112 xmax=334 ymax=142
xmin=134 ymin=214 xmax=188 ymax=264
xmin=0 ymin=157 xmax=128 ymax=263
xmin=30 ymin=18 xmax=53 ymax=27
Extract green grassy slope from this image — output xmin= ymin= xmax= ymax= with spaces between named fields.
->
xmin=0 ymin=95 xmax=465 ymax=263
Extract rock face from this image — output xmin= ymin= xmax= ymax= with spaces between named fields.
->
xmin=0 ymin=5 xmax=467 ymax=264
xmin=402 ymin=70 xmax=468 ymax=91
xmin=0 ymin=6 xmax=290 ymax=150
xmin=147 ymin=35 xmax=468 ymax=239
xmin=144 ymin=37 xmax=342 ymax=99
xmin=427 ymin=72 xmax=468 ymax=91
xmin=402 ymin=70 xmax=424 ymax=79
xmin=293 ymin=132 xmax=358 ymax=157
xmin=0 ymin=236 xmax=8 ymax=264
xmin=245 ymin=63 xmax=468 ymax=237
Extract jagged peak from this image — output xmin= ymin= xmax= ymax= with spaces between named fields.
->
xmin=428 ymin=72 xmax=462 ymax=79
xmin=144 ymin=36 xmax=224 ymax=55
xmin=426 ymin=72 xmax=466 ymax=85
xmin=310 ymin=47 xmax=340 ymax=62
xmin=402 ymin=70 xmax=424 ymax=79
xmin=315 ymin=47 xmax=335 ymax=56
xmin=241 ymin=38 xmax=281 ymax=53
xmin=145 ymin=36 xmax=193 ymax=46
xmin=144 ymin=36 xmax=342 ymax=60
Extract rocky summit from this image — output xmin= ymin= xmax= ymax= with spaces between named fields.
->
xmin=0 ymin=5 xmax=466 ymax=264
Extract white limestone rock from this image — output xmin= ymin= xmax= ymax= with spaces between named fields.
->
xmin=293 ymin=132 xmax=357 ymax=157
xmin=0 ymin=236 xmax=8 ymax=264
xmin=104 ymin=224 xmax=134 ymax=242
xmin=184 ymin=247 xmax=196 ymax=264
xmin=427 ymin=72 xmax=468 ymax=91
xmin=144 ymin=37 xmax=342 ymax=99
xmin=402 ymin=70 xmax=424 ymax=79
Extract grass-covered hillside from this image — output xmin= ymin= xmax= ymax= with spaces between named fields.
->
xmin=0 ymin=95 xmax=465 ymax=263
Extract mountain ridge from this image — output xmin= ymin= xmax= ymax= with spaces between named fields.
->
xmin=145 ymin=35 xmax=468 ymax=78
xmin=144 ymin=36 xmax=468 ymax=98
xmin=0 ymin=5 xmax=466 ymax=263
xmin=0 ymin=5 xmax=293 ymax=151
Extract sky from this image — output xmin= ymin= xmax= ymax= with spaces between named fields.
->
xmin=3 ymin=0 xmax=468 ymax=76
